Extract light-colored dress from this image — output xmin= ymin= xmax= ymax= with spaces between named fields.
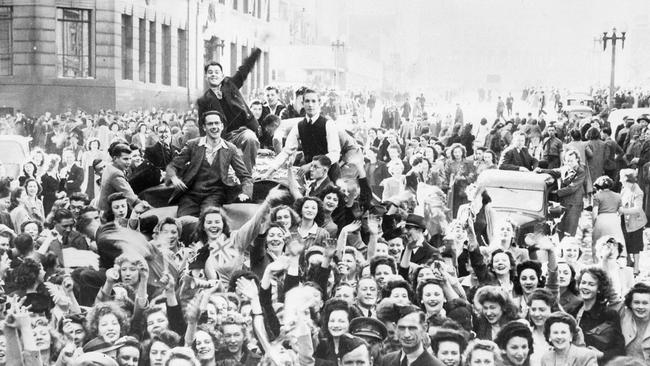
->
xmin=592 ymin=189 xmax=624 ymax=244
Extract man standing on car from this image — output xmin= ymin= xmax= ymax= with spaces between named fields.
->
xmin=197 ymin=44 xmax=266 ymax=172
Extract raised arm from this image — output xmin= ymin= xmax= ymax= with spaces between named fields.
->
xmin=231 ymin=48 xmax=261 ymax=88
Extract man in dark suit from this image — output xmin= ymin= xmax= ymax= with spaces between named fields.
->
xmin=305 ymin=155 xmax=335 ymax=197
xmin=376 ymin=305 xmax=443 ymax=366
xmin=145 ymin=122 xmax=180 ymax=171
xmin=536 ymin=149 xmax=585 ymax=239
xmin=403 ymin=214 xmax=438 ymax=265
xmin=166 ymin=111 xmax=253 ymax=217
xmin=197 ymin=48 xmax=262 ymax=172
xmin=61 ymin=148 xmax=84 ymax=196
xmin=499 ymin=131 xmax=537 ymax=171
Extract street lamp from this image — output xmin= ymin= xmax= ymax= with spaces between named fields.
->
xmin=602 ymin=27 xmax=626 ymax=108
xmin=331 ymin=40 xmax=345 ymax=89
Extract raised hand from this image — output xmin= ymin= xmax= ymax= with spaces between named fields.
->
xmin=105 ymin=264 xmax=120 ymax=284
xmin=236 ymin=277 xmax=259 ymax=300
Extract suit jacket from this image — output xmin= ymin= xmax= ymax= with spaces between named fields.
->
xmin=377 ymin=350 xmax=443 ymax=366
xmin=145 ymin=141 xmax=180 ymax=170
xmin=197 ymin=48 xmax=261 ymax=136
xmin=165 ymin=137 xmax=253 ymax=203
xmin=98 ymin=164 xmax=141 ymax=213
xmin=410 ymin=240 xmax=439 ymax=265
xmin=307 ymin=177 xmax=334 ymax=198
xmin=540 ymin=166 xmax=586 ymax=206
xmin=540 ymin=345 xmax=598 ymax=366
xmin=499 ymin=146 xmax=537 ymax=171
xmin=64 ymin=164 xmax=84 ymax=195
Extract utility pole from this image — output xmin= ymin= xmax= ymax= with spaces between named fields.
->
xmin=602 ymin=27 xmax=626 ymax=108
xmin=331 ymin=40 xmax=345 ymax=89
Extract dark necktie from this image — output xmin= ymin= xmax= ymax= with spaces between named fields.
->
xmin=400 ymin=354 xmax=408 ymax=366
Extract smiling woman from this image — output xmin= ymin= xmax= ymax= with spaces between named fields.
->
xmin=620 ymin=282 xmax=650 ymax=363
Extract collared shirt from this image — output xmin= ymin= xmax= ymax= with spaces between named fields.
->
xmin=273 ymin=114 xmax=341 ymax=169
xmin=400 ymin=346 xmax=425 ymax=366
xmin=198 ymin=136 xmax=227 ymax=165
xmin=298 ymin=223 xmax=320 ymax=239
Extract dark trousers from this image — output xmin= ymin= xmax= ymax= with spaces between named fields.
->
xmin=177 ymin=185 xmax=227 ymax=217
xmin=559 ymin=203 xmax=583 ymax=238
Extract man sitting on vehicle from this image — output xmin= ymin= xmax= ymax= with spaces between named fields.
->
xmin=166 ymin=110 xmax=252 ymax=217
xmin=499 ymin=131 xmax=537 ymax=172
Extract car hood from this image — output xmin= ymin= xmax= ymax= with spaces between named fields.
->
xmin=492 ymin=209 xmax=543 ymax=227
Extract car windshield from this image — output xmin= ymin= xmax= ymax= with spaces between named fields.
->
xmin=484 ymin=187 xmax=544 ymax=213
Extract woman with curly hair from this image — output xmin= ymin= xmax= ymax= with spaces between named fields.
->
xmin=18 ymin=161 xmax=37 ymax=187
xmin=293 ymin=196 xmax=329 ymax=250
xmin=382 ymin=278 xmax=415 ymax=305
xmin=618 ymin=282 xmax=650 ymax=363
xmin=86 ymin=301 xmax=131 ymax=346
xmin=23 ymin=178 xmax=44 ymax=223
xmin=192 ymin=187 xmax=285 ymax=285
xmin=269 ymin=205 xmax=300 ymax=233
xmin=568 ymin=266 xmax=624 ymax=364
xmin=6 ymin=257 xmax=53 ymax=315
xmin=143 ymin=329 xmax=181 ymax=366
xmin=526 ymin=288 xmax=562 ymax=363
xmin=318 ymin=185 xmax=346 ymax=237
xmin=417 ymin=277 xmax=462 ymax=326
xmin=214 ymin=313 xmax=261 ymax=366
xmin=190 ymin=326 xmax=218 ymax=366
xmin=540 ymin=312 xmax=597 ymax=366
xmin=463 ymin=339 xmax=502 ymax=366
xmin=443 ymin=143 xmax=476 ymax=218
xmin=473 ymin=285 xmax=521 ymax=341
xmin=495 ymin=320 xmax=534 ymax=366
xmin=314 ymin=298 xmax=361 ymax=364
xmin=591 ymin=176 xmax=624 ymax=255
xmin=512 ymin=236 xmax=558 ymax=314
xmin=30 ymin=148 xmax=47 ymax=179
xmin=9 ymin=187 xmax=40 ymax=234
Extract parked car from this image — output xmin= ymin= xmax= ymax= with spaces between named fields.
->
xmin=474 ymin=169 xmax=561 ymax=247
xmin=0 ymin=135 xmax=31 ymax=181
xmin=607 ymin=107 xmax=650 ymax=138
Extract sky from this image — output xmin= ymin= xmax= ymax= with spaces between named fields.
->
xmin=337 ymin=0 xmax=650 ymax=92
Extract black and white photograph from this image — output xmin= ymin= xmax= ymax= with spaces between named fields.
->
xmin=1 ymin=0 xmax=650 ymax=365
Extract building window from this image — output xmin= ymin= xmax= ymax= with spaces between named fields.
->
xmin=263 ymin=51 xmax=269 ymax=85
xmin=138 ymin=18 xmax=146 ymax=82
xmin=243 ymin=0 xmax=248 ymax=14
xmin=233 ymin=0 xmax=238 ymax=10
xmin=241 ymin=45 xmax=248 ymax=94
xmin=121 ymin=14 xmax=133 ymax=80
xmin=257 ymin=0 xmax=262 ymax=18
xmin=0 ymin=7 xmax=12 ymax=76
xmin=230 ymin=42 xmax=237 ymax=75
xmin=56 ymin=8 xmax=92 ymax=78
xmin=177 ymin=29 xmax=187 ymax=87
xmin=149 ymin=21 xmax=156 ymax=83
xmin=161 ymin=24 xmax=171 ymax=85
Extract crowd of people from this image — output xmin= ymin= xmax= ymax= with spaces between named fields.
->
xmin=3 ymin=45 xmax=650 ymax=366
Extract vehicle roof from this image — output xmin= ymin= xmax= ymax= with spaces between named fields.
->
xmin=566 ymin=93 xmax=593 ymax=101
xmin=564 ymin=105 xmax=593 ymax=112
xmin=608 ymin=108 xmax=650 ymax=132
xmin=476 ymin=169 xmax=550 ymax=190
